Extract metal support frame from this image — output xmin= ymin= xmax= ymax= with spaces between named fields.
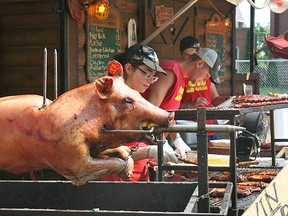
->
xmin=197 ymin=108 xmax=210 ymax=213
xmin=229 ymin=115 xmax=238 ymax=216
xmin=249 ymin=2 xmax=255 ymax=71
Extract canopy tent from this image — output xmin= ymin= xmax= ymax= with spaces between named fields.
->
xmin=265 ymin=32 xmax=288 ymax=59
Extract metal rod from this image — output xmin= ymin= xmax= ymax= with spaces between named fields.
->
xmin=158 ymin=125 xmax=246 ymax=133
xmin=103 ymin=124 xmax=245 ymax=134
xmin=141 ymin=0 xmax=198 ymax=45
xmin=103 ymin=127 xmax=154 ymax=134
xmin=42 ymin=47 xmax=48 ymax=108
xmin=249 ymin=1 xmax=255 ymax=73
xmin=197 ymin=108 xmax=210 ymax=213
xmin=54 ymin=49 xmax=58 ymax=99
xmin=270 ymin=110 xmax=276 ymax=166
xmin=157 ymin=139 xmax=165 ymax=181
xmin=229 ymin=115 xmax=238 ymax=215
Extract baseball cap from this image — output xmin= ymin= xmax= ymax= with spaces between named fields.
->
xmin=195 ymin=48 xmax=221 ymax=84
xmin=120 ymin=44 xmax=167 ymax=75
xmin=180 ymin=36 xmax=200 ymax=53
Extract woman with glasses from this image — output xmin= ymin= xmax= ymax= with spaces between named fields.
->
xmin=102 ymin=44 xmax=179 ymax=182
xmin=180 ymin=36 xmax=224 ymax=109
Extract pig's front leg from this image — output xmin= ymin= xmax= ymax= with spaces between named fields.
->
xmin=99 ymin=146 xmax=134 ymax=179
xmin=69 ymin=147 xmax=134 ymax=186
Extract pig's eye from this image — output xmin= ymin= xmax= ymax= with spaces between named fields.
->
xmin=123 ymin=97 xmax=134 ymax=109
xmin=124 ymin=97 xmax=133 ymax=104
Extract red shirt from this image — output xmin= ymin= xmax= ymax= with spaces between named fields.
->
xmin=182 ymin=78 xmax=212 ymax=106
xmin=159 ymin=60 xmax=185 ymax=110
xmin=182 ymin=78 xmax=215 ymax=136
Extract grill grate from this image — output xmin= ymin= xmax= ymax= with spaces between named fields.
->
xmin=210 ymin=167 xmax=281 ymax=210
xmin=169 ymin=167 xmax=281 ymax=210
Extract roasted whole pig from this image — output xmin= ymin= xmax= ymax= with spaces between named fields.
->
xmin=0 ymin=60 xmax=174 ymax=186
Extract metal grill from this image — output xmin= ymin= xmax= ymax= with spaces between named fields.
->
xmin=210 ymin=167 xmax=282 ymax=211
xmin=165 ymin=167 xmax=281 ymax=211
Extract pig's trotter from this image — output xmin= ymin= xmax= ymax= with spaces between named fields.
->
xmin=99 ymin=146 xmax=134 ymax=179
xmin=118 ymin=155 xmax=134 ymax=179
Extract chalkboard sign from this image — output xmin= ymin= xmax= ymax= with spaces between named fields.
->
xmin=205 ymin=14 xmax=228 ymax=83
xmin=88 ymin=26 xmax=120 ymax=81
xmin=206 ymin=32 xmax=225 ymax=82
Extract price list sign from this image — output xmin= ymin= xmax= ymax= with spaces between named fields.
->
xmin=206 ymin=32 xmax=225 ymax=82
xmin=88 ymin=26 xmax=120 ymax=81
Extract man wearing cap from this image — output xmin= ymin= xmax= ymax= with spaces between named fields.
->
xmin=143 ymin=47 xmax=221 ymax=158
xmin=180 ymin=36 xmax=225 ymax=109
xmin=179 ymin=37 xmax=229 ymax=143
xmin=180 ymin=36 xmax=200 ymax=59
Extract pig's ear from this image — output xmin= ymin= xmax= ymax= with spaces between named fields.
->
xmin=107 ymin=60 xmax=123 ymax=77
xmin=94 ymin=77 xmax=113 ymax=99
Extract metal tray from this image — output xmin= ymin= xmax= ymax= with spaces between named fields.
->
xmin=0 ymin=180 xmax=232 ymax=216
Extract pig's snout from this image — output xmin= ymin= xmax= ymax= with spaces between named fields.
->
xmin=141 ymin=110 xmax=174 ymax=129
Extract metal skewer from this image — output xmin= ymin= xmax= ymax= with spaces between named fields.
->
xmin=41 ymin=47 xmax=48 ymax=109
xmin=103 ymin=124 xmax=246 ymax=134
xmin=54 ymin=49 xmax=58 ymax=99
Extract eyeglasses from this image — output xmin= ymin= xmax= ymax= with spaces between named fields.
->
xmin=136 ymin=67 xmax=159 ymax=83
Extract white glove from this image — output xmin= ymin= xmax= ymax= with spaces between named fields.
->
xmin=148 ymin=141 xmax=178 ymax=164
xmin=173 ymin=135 xmax=191 ymax=159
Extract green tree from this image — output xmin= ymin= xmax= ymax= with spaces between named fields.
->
xmin=254 ymin=23 xmax=270 ymax=60
xmin=244 ymin=24 xmax=270 ymax=60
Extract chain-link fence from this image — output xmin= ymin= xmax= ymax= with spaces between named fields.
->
xmin=236 ymin=59 xmax=288 ymax=95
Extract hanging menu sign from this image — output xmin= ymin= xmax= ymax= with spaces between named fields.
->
xmin=88 ymin=26 xmax=120 ymax=81
xmin=206 ymin=32 xmax=225 ymax=81
xmin=205 ymin=14 xmax=229 ymax=83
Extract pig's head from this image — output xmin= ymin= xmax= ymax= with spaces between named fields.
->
xmin=92 ymin=60 xmax=174 ymax=147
